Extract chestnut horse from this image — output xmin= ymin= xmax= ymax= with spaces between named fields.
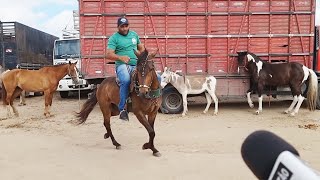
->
xmin=237 ymin=51 xmax=318 ymax=116
xmin=2 ymin=62 xmax=79 ymax=118
xmin=76 ymin=49 xmax=162 ymax=157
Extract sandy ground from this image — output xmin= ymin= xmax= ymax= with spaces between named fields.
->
xmin=0 ymin=93 xmax=320 ymax=180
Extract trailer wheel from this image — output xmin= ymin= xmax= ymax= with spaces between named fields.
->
xmin=161 ymin=86 xmax=183 ymax=114
xmin=59 ymin=91 xmax=69 ymax=98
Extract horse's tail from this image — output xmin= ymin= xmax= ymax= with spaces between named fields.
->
xmin=1 ymin=82 xmax=7 ymax=104
xmin=76 ymin=88 xmax=98 ymax=124
xmin=306 ymin=69 xmax=318 ymax=111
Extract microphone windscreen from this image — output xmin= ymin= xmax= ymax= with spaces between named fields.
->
xmin=241 ymin=130 xmax=299 ymax=180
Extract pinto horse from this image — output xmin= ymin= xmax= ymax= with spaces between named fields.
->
xmin=1 ymin=62 xmax=79 ymax=118
xmin=160 ymin=67 xmax=218 ymax=116
xmin=76 ymin=49 xmax=162 ymax=157
xmin=237 ymin=51 xmax=318 ymax=116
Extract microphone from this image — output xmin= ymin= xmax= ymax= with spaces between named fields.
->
xmin=241 ymin=130 xmax=320 ymax=180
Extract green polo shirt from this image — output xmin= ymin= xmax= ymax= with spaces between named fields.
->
xmin=107 ymin=30 xmax=141 ymax=66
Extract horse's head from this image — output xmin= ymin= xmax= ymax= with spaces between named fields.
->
xmin=67 ymin=61 xmax=79 ymax=84
xmin=134 ymin=48 xmax=158 ymax=96
xmin=237 ymin=51 xmax=263 ymax=77
xmin=160 ymin=67 xmax=173 ymax=88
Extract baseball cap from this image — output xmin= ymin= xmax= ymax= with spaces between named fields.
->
xmin=117 ymin=17 xmax=129 ymax=27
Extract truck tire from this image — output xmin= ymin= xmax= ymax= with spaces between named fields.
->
xmin=59 ymin=91 xmax=69 ymax=98
xmin=161 ymin=86 xmax=183 ymax=114
xmin=316 ymin=85 xmax=320 ymax=110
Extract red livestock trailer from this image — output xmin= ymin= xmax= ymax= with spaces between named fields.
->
xmin=79 ymin=0 xmax=319 ymax=113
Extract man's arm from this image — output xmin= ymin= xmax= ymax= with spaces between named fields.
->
xmin=137 ymin=43 xmax=145 ymax=53
xmin=106 ymin=49 xmax=130 ymax=64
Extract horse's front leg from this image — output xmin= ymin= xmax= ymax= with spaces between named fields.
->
xmin=135 ymin=112 xmax=160 ymax=157
xmin=247 ymin=90 xmax=254 ymax=108
xmin=181 ymin=93 xmax=188 ymax=116
xmin=255 ymin=84 xmax=263 ymax=115
xmin=43 ymin=91 xmax=54 ymax=117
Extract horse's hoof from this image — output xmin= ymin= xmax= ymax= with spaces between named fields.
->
xmin=289 ymin=112 xmax=296 ymax=117
xmin=116 ymin=145 xmax=121 ymax=150
xmin=214 ymin=112 xmax=218 ymax=116
xmin=104 ymin=133 xmax=109 ymax=139
xmin=203 ymin=110 xmax=207 ymax=114
xmin=255 ymin=110 xmax=261 ymax=115
xmin=249 ymin=104 xmax=254 ymax=108
xmin=284 ymin=110 xmax=290 ymax=114
xmin=153 ymin=152 xmax=161 ymax=157
xmin=181 ymin=113 xmax=186 ymax=117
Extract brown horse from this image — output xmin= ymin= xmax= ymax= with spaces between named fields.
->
xmin=2 ymin=62 xmax=79 ymax=118
xmin=76 ymin=49 xmax=162 ymax=157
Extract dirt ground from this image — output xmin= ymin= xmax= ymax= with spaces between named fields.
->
xmin=0 ymin=93 xmax=320 ymax=180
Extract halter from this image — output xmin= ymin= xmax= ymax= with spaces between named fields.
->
xmin=238 ymin=56 xmax=249 ymax=71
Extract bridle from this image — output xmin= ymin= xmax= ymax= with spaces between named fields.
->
xmin=134 ymin=55 xmax=161 ymax=99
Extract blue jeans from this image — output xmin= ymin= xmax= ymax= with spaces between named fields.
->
xmin=116 ymin=64 xmax=161 ymax=111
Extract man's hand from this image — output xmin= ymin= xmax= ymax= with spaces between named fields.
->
xmin=119 ymin=56 xmax=130 ymax=64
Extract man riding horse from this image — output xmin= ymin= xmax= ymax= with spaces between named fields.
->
xmin=106 ymin=17 xmax=161 ymax=121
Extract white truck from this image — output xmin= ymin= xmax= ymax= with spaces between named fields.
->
xmin=53 ymin=38 xmax=92 ymax=98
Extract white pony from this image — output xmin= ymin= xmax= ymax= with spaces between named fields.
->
xmin=160 ymin=67 xmax=218 ymax=116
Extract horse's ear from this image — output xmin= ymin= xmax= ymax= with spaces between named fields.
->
xmin=164 ymin=67 xmax=167 ymax=72
xmin=134 ymin=49 xmax=141 ymax=58
xmin=148 ymin=48 xmax=159 ymax=59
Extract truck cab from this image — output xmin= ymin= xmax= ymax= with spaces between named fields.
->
xmin=53 ymin=38 xmax=92 ymax=98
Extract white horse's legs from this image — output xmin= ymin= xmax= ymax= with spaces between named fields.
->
xmin=284 ymin=95 xmax=298 ymax=114
xmin=256 ymin=96 xmax=263 ymax=114
xmin=181 ymin=93 xmax=188 ymax=116
xmin=208 ymin=90 xmax=218 ymax=115
xmin=247 ymin=92 xmax=254 ymax=108
xmin=203 ymin=92 xmax=212 ymax=114
xmin=290 ymin=95 xmax=304 ymax=116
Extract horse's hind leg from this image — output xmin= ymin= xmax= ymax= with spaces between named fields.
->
xmin=181 ymin=93 xmax=188 ymax=116
xmin=290 ymin=94 xmax=304 ymax=116
xmin=136 ymin=112 xmax=160 ymax=157
xmin=208 ymin=90 xmax=218 ymax=115
xmin=10 ymin=87 xmax=23 ymax=117
xmin=203 ymin=92 xmax=212 ymax=114
xmin=101 ymin=104 xmax=121 ymax=149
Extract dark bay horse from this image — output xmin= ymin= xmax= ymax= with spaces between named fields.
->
xmin=2 ymin=62 xmax=79 ymax=118
xmin=237 ymin=51 xmax=318 ymax=116
xmin=76 ymin=49 xmax=162 ymax=157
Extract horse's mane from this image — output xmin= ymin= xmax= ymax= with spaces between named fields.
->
xmin=247 ymin=52 xmax=262 ymax=63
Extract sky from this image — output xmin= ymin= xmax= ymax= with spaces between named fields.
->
xmin=0 ymin=0 xmax=78 ymax=38
xmin=0 ymin=0 xmax=319 ymax=39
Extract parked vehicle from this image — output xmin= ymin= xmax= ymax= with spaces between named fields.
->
xmin=53 ymin=38 xmax=92 ymax=98
xmin=79 ymin=0 xmax=319 ymax=113
xmin=0 ymin=21 xmax=58 ymax=97
xmin=0 ymin=21 xmax=58 ymax=70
